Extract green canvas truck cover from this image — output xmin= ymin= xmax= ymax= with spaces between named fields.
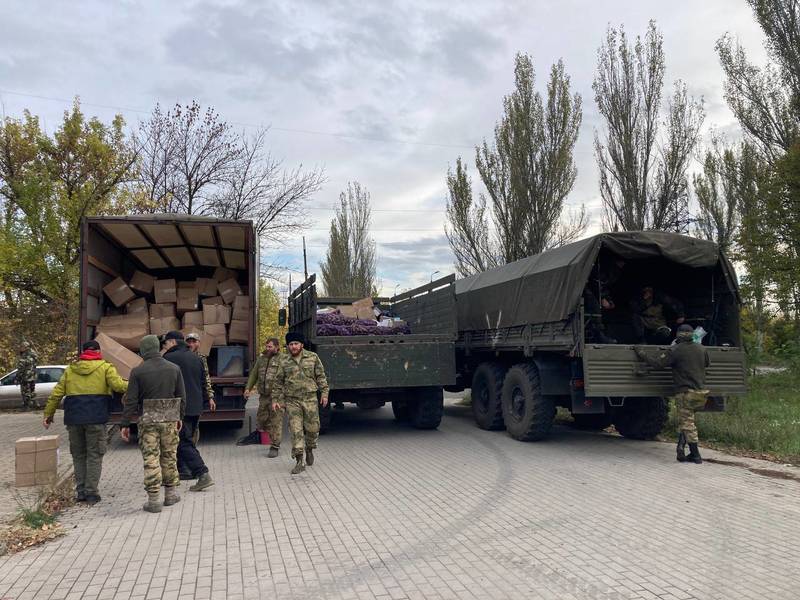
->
xmin=454 ymin=232 xmax=740 ymax=331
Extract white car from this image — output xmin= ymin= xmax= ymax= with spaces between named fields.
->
xmin=0 ymin=365 xmax=67 ymax=409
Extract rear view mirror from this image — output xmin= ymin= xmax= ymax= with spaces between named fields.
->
xmin=278 ymin=308 xmax=287 ymax=327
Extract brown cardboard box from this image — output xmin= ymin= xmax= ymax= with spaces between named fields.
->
xmin=203 ymin=304 xmax=231 ymax=325
xmin=35 ymin=471 xmax=58 ymax=485
xmin=129 ymin=270 xmax=155 ymax=295
xmin=228 ymin=319 xmax=249 ymax=344
xmin=212 ymin=267 xmax=237 ymax=282
xmin=202 ymin=296 xmax=225 ymax=306
xmin=16 ymin=435 xmax=60 ymax=487
xmin=204 ymin=323 xmax=227 ymax=345
xmin=103 ymin=277 xmax=136 ymax=307
xmin=217 ymin=278 xmax=242 ymax=304
xmin=96 ymin=314 xmax=149 ymax=351
xmin=196 ymin=277 xmax=218 ymax=297
xmin=232 ymin=295 xmax=250 ymax=321
xmin=352 ymin=297 xmax=375 ymax=319
xmin=36 ymin=435 xmax=59 ymax=451
xmin=125 ymin=297 xmax=148 ymax=315
xmin=154 ymin=278 xmax=177 ymax=304
xmin=16 ymin=473 xmax=36 ymax=487
xmin=95 ymin=332 xmax=143 ymax=379
xmin=177 ymin=282 xmax=199 ymax=312
xmin=15 ymin=449 xmax=36 ymax=476
xmin=150 ymin=316 xmax=181 ymax=336
xmin=149 ymin=303 xmax=176 ymax=319
xmin=16 ymin=436 xmax=38 ymax=454
xmin=35 ymin=449 xmax=58 ymax=472
xmin=197 ymin=332 xmax=213 ymax=356
xmin=337 ymin=305 xmax=359 ymax=319
xmin=183 ymin=311 xmax=204 ymax=328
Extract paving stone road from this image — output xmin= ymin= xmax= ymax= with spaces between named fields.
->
xmin=0 ymin=396 xmax=798 ymax=600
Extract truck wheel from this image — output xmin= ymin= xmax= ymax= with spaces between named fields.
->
xmin=570 ymin=413 xmax=613 ymax=431
xmin=411 ymin=387 xmax=444 ymax=430
xmin=471 ymin=363 xmax=507 ymax=430
xmin=501 ymin=363 xmax=554 ymax=441
xmin=613 ymin=397 xmax=668 ymax=440
xmin=392 ymin=400 xmax=411 ymax=421
xmin=320 ymin=402 xmax=332 ymax=434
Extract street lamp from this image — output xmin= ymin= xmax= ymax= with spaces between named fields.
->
xmin=430 ymin=270 xmax=440 ymax=283
xmin=393 ymin=284 xmax=400 ymax=297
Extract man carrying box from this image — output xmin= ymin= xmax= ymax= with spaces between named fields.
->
xmin=43 ymin=340 xmax=128 ymax=504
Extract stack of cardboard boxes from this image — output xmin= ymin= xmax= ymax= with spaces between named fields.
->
xmin=16 ymin=435 xmax=59 ymax=487
xmin=95 ymin=266 xmax=250 ymax=377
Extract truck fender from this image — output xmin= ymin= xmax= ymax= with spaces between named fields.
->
xmin=532 ymin=356 xmax=571 ymax=396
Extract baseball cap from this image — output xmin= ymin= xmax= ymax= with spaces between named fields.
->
xmin=185 ymin=332 xmax=200 ymax=341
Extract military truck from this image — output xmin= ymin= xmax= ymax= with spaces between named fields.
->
xmin=451 ymin=231 xmax=747 ymax=441
xmin=79 ymin=214 xmax=258 ymax=427
xmin=285 ymin=274 xmax=456 ymax=431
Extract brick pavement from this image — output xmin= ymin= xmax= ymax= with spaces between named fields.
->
xmin=0 ymin=396 xmax=798 ymax=599
xmin=0 ymin=411 xmax=74 ymax=522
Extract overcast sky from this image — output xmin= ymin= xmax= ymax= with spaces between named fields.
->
xmin=0 ymin=0 xmax=768 ymax=297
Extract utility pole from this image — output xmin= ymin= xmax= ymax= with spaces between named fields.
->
xmin=302 ymin=237 xmax=308 ymax=281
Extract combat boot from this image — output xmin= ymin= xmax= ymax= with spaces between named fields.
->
xmin=267 ymin=446 xmax=279 ymax=458
xmin=143 ymin=492 xmax=162 ymax=513
xmin=676 ymin=432 xmax=688 ymax=462
xmin=305 ymin=447 xmax=314 ymax=466
xmin=291 ymin=454 xmax=305 ymax=475
xmin=189 ymin=472 xmax=214 ymax=492
xmin=164 ymin=486 xmax=181 ymax=506
xmin=687 ymin=443 xmax=703 ymax=464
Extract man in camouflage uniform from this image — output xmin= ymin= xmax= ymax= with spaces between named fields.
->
xmin=272 ymin=332 xmax=329 ymax=474
xmin=243 ymin=337 xmax=283 ymax=457
xmin=17 ymin=341 xmax=38 ymax=410
xmin=635 ymin=324 xmax=710 ymax=464
xmin=185 ymin=332 xmax=216 ymax=451
xmin=120 ymin=335 xmax=186 ymax=512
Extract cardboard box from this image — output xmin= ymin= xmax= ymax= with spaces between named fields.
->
xmin=232 ymin=295 xmax=250 ymax=321
xmin=128 ymin=270 xmax=155 ymax=295
xmin=15 ymin=449 xmax=36 ymax=475
xmin=16 ymin=435 xmax=60 ymax=488
xmin=16 ymin=472 xmax=36 ymax=487
xmin=228 ymin=319 xmax=249 ymax=344
xmin=154 ymin=278 xmax=177 ymax=304
xmin=103 ymin=277 xmax=136 ymax=308
xmin=35 ymin=449 xmax=58 ymax=472
xmin=183 ymin=311 xmax=204 ymax=328
xmin=196 ymin=277 xmax=218 ymax=297
xmin=35 ymin=471 xmax=58 ymax=485
xmin=212 ymin=267 xmax=237 ymax=282
xmin=16 ymin=436 xmax=38 ymax=455
xmin=96 ymin=313 xmax=149 ymax=351
xmin=149 ymin=303 xmax=176 ymax=319
xmin=217 ymin=278 xmax=242 ymax=304
xmin=203 ymin=304 xmax=231 ymax=325
xmin=352 ymin=297 xmax=375 ymax=320
xmin=125 ymin=297 xmax=148 ymax=315
xmin=150 ymin=316 xmax=181 ymax=337
xmin=177 ymin=282 xmax=199 ymax=312
xmin=337 ymin=305 xmax=359 ymax=319
xmin=204 ymin=323 xmax=227 ymax=346
xmin=36 ymin=435 xmax=59 ymax=451
xmin=202 ymin=296 xmax=225 ymax=306
xmin=95 ymin=332 xmax=143 ymax=379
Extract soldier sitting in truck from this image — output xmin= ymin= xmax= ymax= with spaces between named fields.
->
xmin=583 ymin=255 xmax=626 ymax=344
xmin=630 ymin=286 xmax=686 ymax=344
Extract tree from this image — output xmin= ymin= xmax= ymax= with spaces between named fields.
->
xmin=257 ymin=279 xmax=286 ymax=347
xmin=445 ymin=53 xmax=585 ymax=277
xmin=593 ymin=21 xmax=705 ymax=232
xmin=319 ymin=182 xmax=378 ymax=297
xmin=692 ymin=140 xmax=740 ymax=252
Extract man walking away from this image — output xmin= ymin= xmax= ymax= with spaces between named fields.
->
xmin=121 ymin=335 xmax=185 ymax=512
xmin=185 ymin=332 xmax=216 ymax=451
xmin=162 ymin=331 xmax=214 ymax=491
xmin=18 ymin=341 xmax=39 ymax=410
xmin=635 ymin=324 xmax=710 ymax=464
xmin=43 ymin=340 xmax=128 ymax=504
xmin=243 ymin=338 xmax=284 ymax=457
xmin=272 ymin=332 xmax=329 ymax=474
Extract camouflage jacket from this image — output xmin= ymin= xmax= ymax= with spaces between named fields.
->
xmin=199 ymin=354 xmax=214 ymax=407
xmin=272 ymin=349 xmax=329 ymax=404
xmin=17 ymin=349 xmax=38 ymax=382
xmin=255 ymin=353 xmax=284 ymax=398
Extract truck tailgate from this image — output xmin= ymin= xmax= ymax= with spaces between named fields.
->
xmin=583 ymin=344 xmax=747 ymax=397
xmin=315 ymin=335 xmax=456 ymax=389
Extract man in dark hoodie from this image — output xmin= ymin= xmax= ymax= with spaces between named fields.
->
xmin=162 ymin=331 xmax=214 ymax=491
xmin=634 ymin=324 xmax=710 ymax=464
xmin=43 ymin=340 xmax=128 ymax=504
xmin=121 ymin=334 xmax=186 ymax=512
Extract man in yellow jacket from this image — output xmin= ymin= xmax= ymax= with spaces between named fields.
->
xmin=43 ymin=340 xmax=128 ymax=504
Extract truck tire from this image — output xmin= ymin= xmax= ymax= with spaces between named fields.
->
xmin=570 ymin=413 xmax=613 ymax=431
xmin=613 ymin=397 xmax=668 ymax=440
xmin=500 ymin=363 xmax=554 ymax=441
xmin=392 ymin=400 xmax=411 ymax=421
xmin=471 ymin=363 xmax=507 ymax=431
xmin=411 ymin=387 xmax=444 ymax=430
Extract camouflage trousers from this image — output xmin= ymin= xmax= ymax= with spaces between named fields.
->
xmin=285 ymin=396 xmax=320 ymax=458
xmin=138 ymin=422 xmax=179 ymax=493
xmin=257 ymin=395 xmax=284 ymax=448
xmin=67 ymin=424 xmax=107 ymax=496
xmin=673 ymin=390 xmax=709 ymax=444
xmin=19 ymin=380 xmax=36 ymax=409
